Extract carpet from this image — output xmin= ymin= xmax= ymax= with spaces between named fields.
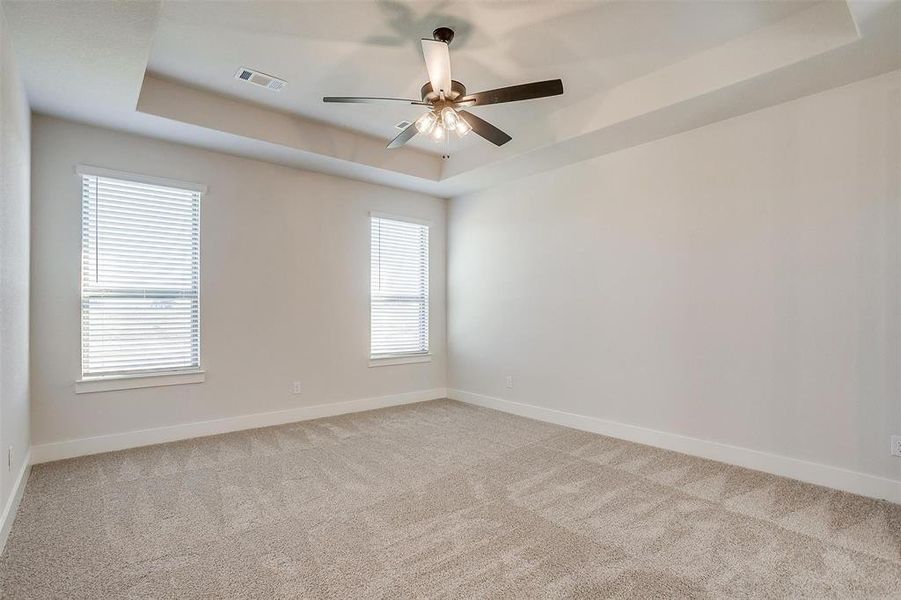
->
xmin=1 ymin=399 xmax=899 ymax=598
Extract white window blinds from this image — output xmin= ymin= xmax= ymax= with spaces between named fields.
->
xmin=370 ymin=215 xmax=429 ymax=358
xmin=80 ymin=171 xmax=201 ymax=378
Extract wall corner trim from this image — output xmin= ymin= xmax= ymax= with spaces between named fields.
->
xmin=31 ymin=388 xmax=447 ymax=464
xmin=0 ymin=450 xmax=32 ymax=555
xmin=447 ymin=389 xmax=901 ymax=504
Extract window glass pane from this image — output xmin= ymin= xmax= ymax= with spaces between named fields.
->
xmin=81 ymin=174 xmax=201 ymax=377
xmin=370 ymin=216 xmax=429 ymax=357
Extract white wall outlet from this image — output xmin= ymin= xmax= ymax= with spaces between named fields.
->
xmin=505 ymin=375 xmax=513 ymax=389
xmin=891 ymin=435 xmax=901 ymax=457
xmin=291 ymin=381 xmax=302 ymax=395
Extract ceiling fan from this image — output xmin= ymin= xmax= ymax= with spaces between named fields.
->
xmin=323 ymin=27 xmax=564 ymax=150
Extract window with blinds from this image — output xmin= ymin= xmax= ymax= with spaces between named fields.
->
xmin=370 ymin=215 xmax=429 ymax=358
xmin=80 ymin=169 xmax=202 ymax=378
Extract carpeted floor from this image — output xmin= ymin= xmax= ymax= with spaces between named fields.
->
xmin=1 ymin=399 xmax=899 ymax=599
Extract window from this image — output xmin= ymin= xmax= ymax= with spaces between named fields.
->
xmin=79 ymin=167 xmax=202 ymax=379
xmin=370 ymin=214 xmax=429 ymax=361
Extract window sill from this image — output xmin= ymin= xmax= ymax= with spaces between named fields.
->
xmin=369 ymin=354 xmax=432 ymax=367
xmin=75 ymin=370 xmax=206 ymax=394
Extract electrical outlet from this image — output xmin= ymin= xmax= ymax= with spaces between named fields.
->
xmin=891 ymin=436 xmax=901 ymax=457
xmin=505 ymin=375 xmax=513 ymax=389
xmin=291 ymin=381 xmax=302 ymax=395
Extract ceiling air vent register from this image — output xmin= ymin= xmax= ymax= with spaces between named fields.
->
xmin=235 ymin=67 xmax=287 ymax=91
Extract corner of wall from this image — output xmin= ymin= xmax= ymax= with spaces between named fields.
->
xmin=0 ymin=4 xmax=33 ymax=552
xmin=0 ymin=451 xmax=30 ymax=555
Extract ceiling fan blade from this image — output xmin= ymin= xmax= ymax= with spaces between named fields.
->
xmin=458 ymin=110 xmax=512 ymax=147
xmin=457 ymin=79 xmax=564 ymax=107
xmin=420 ymin=39 xmax=452 ymax=98
xmin=387 ymin=122 xmax=419 ymax=149
xmin=323 ymin=96 xmax=428 ymax=105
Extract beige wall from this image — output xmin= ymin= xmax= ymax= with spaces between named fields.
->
xmin=448 ymin=70 xmax=901 ymax=483
xmin=0 ymin=10 xmax=31 ymax=514
xmin=30 ymin=116 xmax=446 ymax=446
xmin=22 ymin=65 xmax=901 ymax=488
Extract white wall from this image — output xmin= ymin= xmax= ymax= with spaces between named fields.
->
xmin=30 ymin=116 xmax=446 ymax=448
xmin=0 ymin=9 xmax=31 ymax=525
xmin=448 ymin=70 xmax=901 ymax=485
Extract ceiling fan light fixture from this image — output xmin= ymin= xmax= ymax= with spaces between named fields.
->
xmin=431 ymin=122 xmax=445 ymax=141
xmin=415 ymin=111 xmax=438 ymax=134
xmin=440 ymin=107 xmax=460 ymax=130
xmin=455 ymin=116 xmax=472 ymax=137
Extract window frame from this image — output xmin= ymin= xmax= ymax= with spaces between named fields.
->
xmin=368 ymin=211 xmax=431 ymax=367
xmin=74 ymin=165 xmax=206 ymax=393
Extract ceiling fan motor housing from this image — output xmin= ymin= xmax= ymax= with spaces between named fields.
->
xmin=421 ymin=80 xmax=466 ymax=103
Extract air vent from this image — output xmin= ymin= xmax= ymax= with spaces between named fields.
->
xmin=235 ymin=67 xmax=287 ymax=91
xmin=395 ymin=120 xmax=412 ymax=130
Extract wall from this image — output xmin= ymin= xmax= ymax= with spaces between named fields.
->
xmin=30 ymin=116 xmax=446 ymax=450
xmin=448 ymin=70 xmax=901 ymax=488
xmin=0 ymin=9 xmax=31 ymax=538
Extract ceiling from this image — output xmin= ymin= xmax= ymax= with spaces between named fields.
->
xmin=147 ymin=0 xmax=816 ymax=155
xmin=2 ymin=0 xmax=900 ymax=197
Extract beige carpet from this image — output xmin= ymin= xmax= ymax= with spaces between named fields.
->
xmin=1 ymin=399 xmax=899 ymax=599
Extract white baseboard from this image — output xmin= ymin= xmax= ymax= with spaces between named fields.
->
xmin=31 ymin=388 xmax=447 ymax=464
xmin=0 ymin=450 xmax=31 ymax=554
xmin=448 ymin=389 xmax=901 ymax=504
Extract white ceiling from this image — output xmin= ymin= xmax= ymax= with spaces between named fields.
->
xmin=147 ymin=0 xmax=816 ymax=155
xmin=2 ymin=0 xmax=899 ymax=197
